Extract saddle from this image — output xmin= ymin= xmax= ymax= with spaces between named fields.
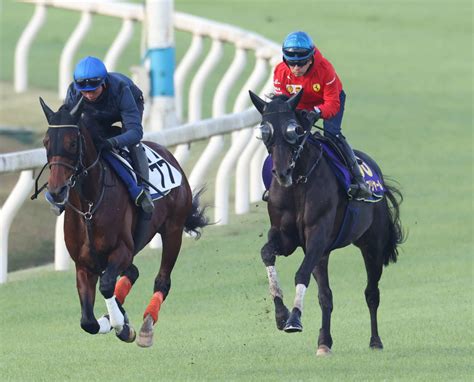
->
xmin=308 ymin=134 xmax=384 ymax=202
xmin=261 ymin=134 xmax=384 ymax=203
xmin=103 ymin=143 xmax=182 ymax=205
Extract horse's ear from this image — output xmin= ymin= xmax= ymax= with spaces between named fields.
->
xmin=248 ymin=90 xmax=266 ymax=114
xmin=39 ymin=97 xmax=54 ymax=124
xmin=70 ymin=96 xmax=85 ymax=118
xmin=287 ymin=89 xmax=304 ymax=110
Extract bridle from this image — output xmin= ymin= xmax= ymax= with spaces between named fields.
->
xmin=262 ymin=115 xmax=323 ymax=185
xmin=32 ymin=123 xmax=105 ymax=221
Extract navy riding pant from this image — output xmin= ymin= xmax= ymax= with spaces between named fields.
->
xmin=323 ymin=90 xmax=346 ymax=136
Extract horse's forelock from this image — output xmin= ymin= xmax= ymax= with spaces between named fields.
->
xmin=47 ymin=104 xmax=80 ymax=126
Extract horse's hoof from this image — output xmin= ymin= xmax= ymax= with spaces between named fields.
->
xmin=274 ymin=297 xmax=290 ymax=331
xmin=276 ymin=314 xmax=289 ymax=331
xmin=275 ymin=308 xmax=290 ymax=331
xmin=316 ymin=345 xmax=332 ymax=357
xmin=369 ymin=336 xmax=384 ymax=350
xmin=283 ymin=308 xmax=302 ymax=333
xmin=137 ymin=314 xmax=155 ymax=348
xmin=116 ymin=323 xmax=136 ymax=343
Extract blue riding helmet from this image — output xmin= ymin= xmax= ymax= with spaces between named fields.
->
xmin=282 ymin=31 xmax=315 ymax=62
xmin=73 ymin=56 xmax=108 ymax=91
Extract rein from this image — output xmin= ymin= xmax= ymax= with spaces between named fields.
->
xmin=290 ymin=127 xmax=324 ymax=184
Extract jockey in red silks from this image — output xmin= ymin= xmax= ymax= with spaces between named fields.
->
xmin=271 ymin=31 xmax=372 ymax=201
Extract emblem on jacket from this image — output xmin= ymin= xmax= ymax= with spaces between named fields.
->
xmin=313 ymin=83 xmax=321 ymax=92
xmin=286 ymin=84 xmax=303 ymax=94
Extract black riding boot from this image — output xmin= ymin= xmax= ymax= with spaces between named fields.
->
xmin=129 ymin=143 xmax=154 ymax=213
xmin=329 ymin=133 xmax=372 ymax=200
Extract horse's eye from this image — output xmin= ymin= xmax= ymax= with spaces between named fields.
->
xmin=258 ymin=122 xmax=274 ymax=144
xmin=285 ymin=121 xmax=303 ymax=144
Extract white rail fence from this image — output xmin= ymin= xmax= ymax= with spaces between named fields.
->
xmin=1 ymin=0 xmax=281 ymax=283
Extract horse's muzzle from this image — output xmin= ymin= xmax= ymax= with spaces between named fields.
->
xmin=272 ymin=168 xmax=293 ymax=187
xmin=46 ymin=184 xmax=70 ymax=205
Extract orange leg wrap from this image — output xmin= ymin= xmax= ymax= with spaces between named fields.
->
xmin=114 ymin=276 xmax=132 ymax=305
xmin=143 ymin=292 xmax=164 ymax=324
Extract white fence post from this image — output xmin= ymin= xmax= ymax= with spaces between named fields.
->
xmin=14 ymin=4 xmax=47 ymax=93
xmin=145 ymin=0 xmax=177 ymax=132
xmin=59 ymin=11 xmax=92 ymax=99
xmin=0 ymin=171 xmax=35 ymax=284
xmin=173 ymin=33 xmax=204 ymax=164
xmin=104 ymin=18 xmax=135 ymax=71
xmin=54 ymin=215 xmax=70 ymax=271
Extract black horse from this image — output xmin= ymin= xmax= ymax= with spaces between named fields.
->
xmin=249 ymin=90 xmax=404 ymax=356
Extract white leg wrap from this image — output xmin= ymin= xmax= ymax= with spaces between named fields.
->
xmin=266 ymin=266 xmax=283 ymax=299
xmin=105 ymin=296 xmax=124 ymax=330
xmin=97 ymin=315 xmax=112 ymax=334
xmin=293 ymin=284 xmax=307 ymax=312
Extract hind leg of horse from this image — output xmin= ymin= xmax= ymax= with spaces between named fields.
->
xmin=261 ymin=228 xmax=297 ymax=330
xmin=360 ymin=246 xmax=384 ymax=349
xmin=99 ymin=247 xmax=136 ymax=343
xmin=312 ymin=256 xmax=334 ymax=356
xmin=137 ymin=226 xmax=183 ymax=348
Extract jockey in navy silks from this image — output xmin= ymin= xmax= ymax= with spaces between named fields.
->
xmin=64 ymin=56 xmax=154 ymax=214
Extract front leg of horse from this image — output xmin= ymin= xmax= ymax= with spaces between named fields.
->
xmin=262 ymin=233 xmax=290 ymax=331
xmin=76 ymin=266 xmax=110 ymax=335
xmin=100 ymin=262 xmax=136 ymax=343
xmin=285 ymin=237 xmax=327 ymax=337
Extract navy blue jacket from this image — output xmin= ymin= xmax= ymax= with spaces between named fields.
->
xmin=65 ymin=72 xmax=144 ymax=148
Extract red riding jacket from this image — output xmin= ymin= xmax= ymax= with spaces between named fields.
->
xmin=273 ymin=50 xmax=343 ymax=119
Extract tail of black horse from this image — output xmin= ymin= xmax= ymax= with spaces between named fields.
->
xmin=184 ymin=188 xmax=210 ymax=239
xmin=383 ymin=180 xmax=405 ymax=266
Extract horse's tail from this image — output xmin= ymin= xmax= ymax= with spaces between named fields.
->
xmin=184 ymin=188 xmax=210 ymax=239
xmin=383 ymin=179 xmax=406 ymax=266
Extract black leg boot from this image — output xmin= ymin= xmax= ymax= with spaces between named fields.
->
xmin=129 ymin=143 xmax=154 ymax=213
xmin=328 ymin=133 xmax=372 ymax=200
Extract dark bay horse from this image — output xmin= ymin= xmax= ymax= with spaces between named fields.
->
xmin=249 ymin=90 xmax=404 ymax=356
xmin=38 ymin=97 xmax=208 ymax=347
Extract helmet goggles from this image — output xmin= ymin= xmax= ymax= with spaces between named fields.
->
xmin=74 ymin=77 xmax=104 ymax=91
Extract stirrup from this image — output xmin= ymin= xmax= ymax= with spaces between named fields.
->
xmin=262 ymin=190 xmax=269 ymax=202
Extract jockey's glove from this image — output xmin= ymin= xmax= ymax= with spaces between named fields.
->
xmin=102 ymin=137 xmax=120 ymax=151
xmin=307 ymin=108 xmax=321 ymax=125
